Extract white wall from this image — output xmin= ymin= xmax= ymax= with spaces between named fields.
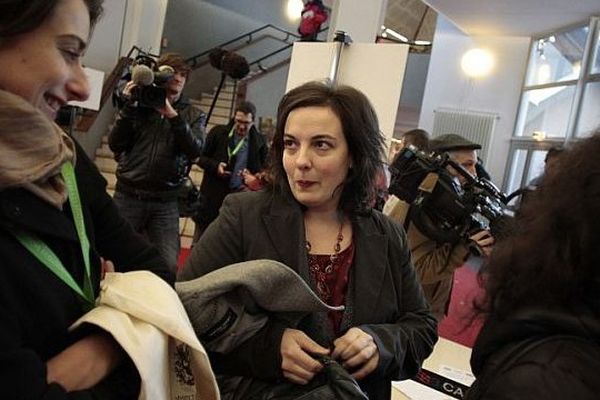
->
xmin=83 ymin=0 xmax=126 ymax=75
xmin=328 ymin=0 xmax=387 ymax=42
xmin=120 ymin=0 xmax=168 ymax=56
xmin=419 ymin=15 xmax=531 ymax=184
xmin=83 ymin=0 xmax=168 ymax=74
xmin=76 ymin=0 xmax=168 ymax=158
xmin=246 ymin=66 xmax=289 ymax=124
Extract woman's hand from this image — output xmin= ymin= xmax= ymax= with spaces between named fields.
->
xmin=280 ymin=328 xmax=330 ymax=385
xmin=100 ymin=258 xmax=115 ymax=279
xmin=46 ymin=332 xmax=124 ymax=391
xmin=332 ymin=327 xmax=379 ymax=380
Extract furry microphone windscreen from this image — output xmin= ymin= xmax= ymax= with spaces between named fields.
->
xmin=222 ymin=52 xmax=249 ymax=80
xmin=209 ymin=48 xmax=228 ymax=70
xmin=131 ymin=64 xmax=154 ymax=86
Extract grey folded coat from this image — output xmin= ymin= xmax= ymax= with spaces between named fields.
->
xmin=176 ymin=259 xmax=343 ymax=353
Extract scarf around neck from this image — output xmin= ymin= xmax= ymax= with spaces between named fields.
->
xmin=0 ymin=89 xmax=76 ymax=209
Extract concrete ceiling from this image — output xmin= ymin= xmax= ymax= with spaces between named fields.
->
xmin=423 ymin=0 xmax=600 ymax=36
xmin=384 ymin=0 xmax=437 ymax=42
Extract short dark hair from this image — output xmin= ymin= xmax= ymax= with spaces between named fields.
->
xmin=477 ymin=129 xmax=600 ymax=319
xmin=236 ymin=101 xmax=256 ymax=119
xmin=270 ymin=80 xmax=385 ymax=214
xmin=158 ymin=52 xmax=191 ymax=77
xmin=0 ymin=0 xmax=104 ymax=38
xmin=402 ymin=128 xmax=430 ymax=151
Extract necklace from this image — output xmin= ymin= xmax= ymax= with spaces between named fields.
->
xmin=306 ymin=219 xmax=344 ymax=273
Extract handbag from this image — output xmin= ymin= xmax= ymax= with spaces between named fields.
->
xmin=247 ymin=356 xmax=369 ymax=400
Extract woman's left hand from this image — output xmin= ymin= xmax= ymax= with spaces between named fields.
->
xmin=331 ymin=327 xmax=379 ymax=380
xmin=100 ymin=258 xmax=114 ymax=280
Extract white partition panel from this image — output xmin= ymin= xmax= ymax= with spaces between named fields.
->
xmin=286 ymin=42 xmax=409 ymax=146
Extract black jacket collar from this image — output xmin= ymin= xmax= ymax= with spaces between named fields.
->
xmin=471 ymin=304 xmax=600 ymax=374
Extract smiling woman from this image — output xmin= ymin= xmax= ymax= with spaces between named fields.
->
xmin=179 ymin=81 xmax=438 ymax=400
xmin=0 ymin=0 xmax=174 ymax=398
xmin=0 ymin=0 xmax=95 ymax=119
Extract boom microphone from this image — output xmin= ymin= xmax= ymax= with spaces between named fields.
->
xmin=131 ymin=64 xmax=154 ymax=86
xmin=222 ymin=52 xmax=249 ymax=80
xmin=208 ymin=47 xmax=249 ymax=80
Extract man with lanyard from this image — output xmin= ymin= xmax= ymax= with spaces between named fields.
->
xmin=193 ymin=101 xmax=268 ymax=242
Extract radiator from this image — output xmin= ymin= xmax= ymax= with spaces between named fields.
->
xmin=431 ymin=108 xmax=499 ymax=164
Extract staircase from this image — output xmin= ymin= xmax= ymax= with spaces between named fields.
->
xmin=93 ymin=81 xmax=236 ymax=250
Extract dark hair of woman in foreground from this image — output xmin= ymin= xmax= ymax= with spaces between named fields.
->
xmin=478 ymin=132 xmax=600 ymax=318
xmin=467 ymin=130 xmax=600 ymax=400
xmin=0 ymin=0 xmax=103 ymax=38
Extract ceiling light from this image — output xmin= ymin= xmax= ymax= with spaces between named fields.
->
xmin=385 ymin=28 xmax=408 ymax=42
xmin=572 ymin=62 xmax=581 ymax=78
xmin=286 ymin=0 xmax=304 ymax=21
xmin=414 ymin=40 xmax=431 ymax=46
xmin=537 ymin=62 xmax=551 ymax=83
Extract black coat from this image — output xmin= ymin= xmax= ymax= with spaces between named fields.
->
xmin=466 ymin=306 xmax=600 ymax=400
xmin=196 ymin=122 xmax=268 ymax=225
xmin=0 ymin=142 xmax=173 ymax=399
xmin=109 ymin=96 xmax=205 ymax=195
xmin=179 ymin=190 xmax=437 ymax=400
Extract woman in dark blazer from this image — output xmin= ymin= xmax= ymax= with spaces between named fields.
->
xmin=0 ymin=1 xmax=172 ymax=397
xmin=180 ymin=81 xmax=437 ymax=399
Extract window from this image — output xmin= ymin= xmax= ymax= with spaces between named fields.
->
xmin=514 ymin=24 xmax=590 ymax=138
xmin=577 ymin=81 xmax=600 ymax=137
xmin=504 ymin=17 xmax=600 ymax=192
xmin=525 ymin=26 xmax=588 ymax=87
xmin=515 ymin=86 xmax=576 ymax=138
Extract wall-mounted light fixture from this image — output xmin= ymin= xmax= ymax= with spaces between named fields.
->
xmin=461 ymin=48 xmax=495 ymax=78
xmin=286 ymin=0 xmax=304 ymax=21
xmin=378 ymin=26 xmax=432 ymax=46
xmin=532 ymin=130 xmax=546 ymax=141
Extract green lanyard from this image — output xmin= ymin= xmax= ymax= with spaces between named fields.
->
xmin=227 ymin=126 xmax=246 ymax=161
xmin=12 ymin=162 xmax=95 ymax=310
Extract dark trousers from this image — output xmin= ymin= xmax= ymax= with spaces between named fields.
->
xmin=113 ymin=191 xmax=180 ymax=271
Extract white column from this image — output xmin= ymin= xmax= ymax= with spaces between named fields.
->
xmin=120 ymin=0 xmax=169 ymax=57
xmin=327 ymin=0 xmax=388 ymax=43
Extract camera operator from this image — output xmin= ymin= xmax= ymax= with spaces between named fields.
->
xmin=109 ymin=52 xmax=205 ymax=271
xmin=385 ymin=134 xmax=494 ymax=320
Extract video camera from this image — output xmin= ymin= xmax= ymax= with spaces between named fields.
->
xmin=128 ymin=55 xmax=174 ymax=108
xmin=388 ymin=145 xmax=514 ymax=255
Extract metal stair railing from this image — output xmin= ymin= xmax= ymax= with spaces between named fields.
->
xmin=187 ymin=24 xmax=328 ymax=120
xmin=186 ymin=24 xmax=301 ymax=68
xmin=242 ymin=24 xmax=329 ymax=78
